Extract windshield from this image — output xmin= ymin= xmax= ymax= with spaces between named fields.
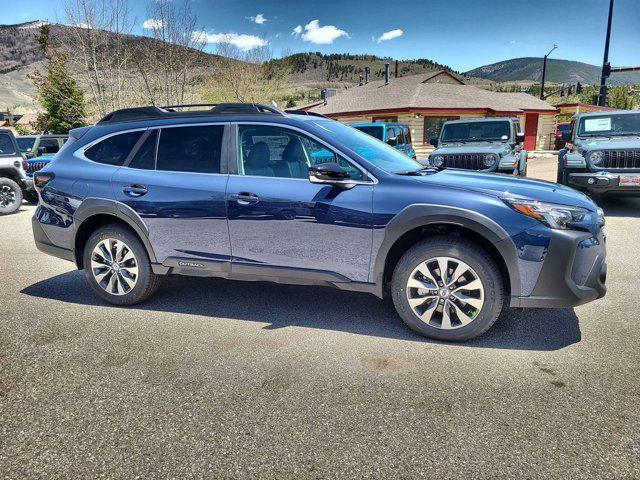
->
xmin=17 ymin=137 xmax=35 ymax=152
xmin=577 ymin=113 xmax=640 ymax=137
xmin=311 ymin=120 xmax=421 ymax=173
xmin=353 ymin=125 xmax=385 ymax=141
xmin=441 ymin=121 xmax=511 ymax=142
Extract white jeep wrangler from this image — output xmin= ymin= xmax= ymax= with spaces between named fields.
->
xmin=0 ymin=129 xmax=29 ymax=215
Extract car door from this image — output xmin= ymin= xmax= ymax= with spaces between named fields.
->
xmin=111 ymin=123 xmax=231 ymax=267
xmin=226 ymin=123 xmax=374 ymax=282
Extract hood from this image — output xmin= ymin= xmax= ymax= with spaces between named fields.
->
xmin=413 ymin=169 xmax=597 ymax=211
xmin=575 ymin=135 xmax=640 ymax=151
xmin=433 ymin=143 xmax=511 ymax=155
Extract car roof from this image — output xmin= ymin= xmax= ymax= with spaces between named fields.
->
xmin=18 ymin=134 xmax=68 ymax=139
xmin=575 ymin=109 xmax=639 ymax=119
xmin=351 ymin=122 xmax=409 ymax=127
xmin=443 ymin=117 xmax=515 ymax=125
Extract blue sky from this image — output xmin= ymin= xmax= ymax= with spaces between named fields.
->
xmin=4 ymin=0 xmax=639 ymax=71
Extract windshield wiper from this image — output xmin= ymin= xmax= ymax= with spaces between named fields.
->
xmin=579 ymin=133 xmax=613 ymax=138
xmin=609 ymin=132 xmax=640 ymax=136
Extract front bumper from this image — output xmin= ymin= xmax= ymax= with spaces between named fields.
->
xmin=568 ymin=172 xmax=640 ymax=195
xmin=510 ymin=227 xmax=607 ymax=308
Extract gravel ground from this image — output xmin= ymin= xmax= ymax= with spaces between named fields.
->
xmin=1 ymin=161 xmax=639 ymax=478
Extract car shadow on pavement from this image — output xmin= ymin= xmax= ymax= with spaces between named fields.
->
xmin=594 ymin=196 xmax=640 ymax=218
xmin=21 ymin=271 xmax=581 ymax=352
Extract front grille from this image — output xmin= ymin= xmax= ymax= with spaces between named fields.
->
xmin=602 ymin=150 xmax=640 ymax=169
xmin=442 ymin=154 xmax=487 ymax=170
xmin=25 ymin=161 xmax=49 ymax=175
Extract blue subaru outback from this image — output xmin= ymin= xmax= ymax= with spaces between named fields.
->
xmin=31 ymin=103 xmax=607 ymax=341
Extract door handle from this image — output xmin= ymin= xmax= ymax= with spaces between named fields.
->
xmin=232 ymin=192 xmax=259 ymax=205
xmin=122 ymin=184 xmax=148 ymax=197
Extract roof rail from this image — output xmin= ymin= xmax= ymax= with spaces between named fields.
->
xmin=97 ymin=103 xmax=285 ymax=125
xmin=284 ymin=109 xmax=328 ymax=119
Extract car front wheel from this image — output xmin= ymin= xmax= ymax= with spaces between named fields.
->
xmin=83 ymin=224 xmax=162 ymax=306
xmin=391 ymin=236 xmax=504 ymax=341
xmin=0 ymin=178 xmax=23 ymax=215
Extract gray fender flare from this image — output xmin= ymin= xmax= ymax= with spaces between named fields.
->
xmin=371 ymin=204 xmax=521 ymax=297
xmin=72 ymin=197 xmax=157 ymax=267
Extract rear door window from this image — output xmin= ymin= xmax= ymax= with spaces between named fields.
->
xmin=0 ymin=133 xmax=16 ymax=155
xmin=156 ymin=125 xmax=224 ymax=174
xmin=85 ymin=131 xmax=144 ymax=166
xmin=404 ymin=127 xmax=412 ymax=145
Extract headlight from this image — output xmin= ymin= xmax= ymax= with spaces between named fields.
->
xmin=430 ymin=154 xmax=444 ymax=167
xmin=589 ymin=151 xmax=604 ymax=165
xmin=484 ymin=153 xmax=498 ymax=167
xmin=502 ymin=198 xmax=588 ymax=230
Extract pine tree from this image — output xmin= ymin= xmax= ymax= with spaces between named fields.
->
xmin=31 ymin=25 xmax=87 ymax=133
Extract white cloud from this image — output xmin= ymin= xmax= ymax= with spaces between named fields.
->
xmin=377 ymin=29 xmax=403 ymax=43
xmin=192 ymin=31 xmax=268 ymax=51
xmin=250 ymin=13 xmax=267 ymax=25
xmin=74 ymin=22 xmax=92 ymax=29
xmin=292 ymin=19 xmax=348 ymax=44
xmin=143 ymin=18 xmax=163 ymax=29
xmin=510 ymin=40 xmax=517 ymax=44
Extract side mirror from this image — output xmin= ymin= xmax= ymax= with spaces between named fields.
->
xmin=561 ymin=131 xmax=572 ymax=142
xmin=515 ymin=132 xmax=525 ymax=144
xmin=309 ymin=162 xmax=354 ymax=188
xmin=430 ymin=138 xmax=439 ymax=147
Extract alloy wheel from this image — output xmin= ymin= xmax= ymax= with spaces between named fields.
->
xmin=91 ymin=238 xmax=139 ymax=295
xmin=0 ymin=185 xmax=16 ymax=208
xmin=406 ymin=256 xmax=485 ymax=330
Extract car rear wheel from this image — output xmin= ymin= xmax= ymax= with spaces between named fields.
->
xmin=83 ymin=224 xmax=162 ymax=306
xmin=391 ymin=236 xmax=504 ymax=341
xmin=0 ymin=178 xmax=22 ymax=215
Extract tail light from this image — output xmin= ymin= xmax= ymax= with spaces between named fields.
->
xmin=34 ymin=172 xmax=55 ymax=188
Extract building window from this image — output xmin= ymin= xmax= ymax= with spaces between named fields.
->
xmin=423 ymin=116 xmax=459 ymax=144
xmin=372 ymin=115 xmax=398 ymax=123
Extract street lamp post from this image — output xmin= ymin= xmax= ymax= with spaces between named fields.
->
xmin=598 ymin=0 xmax=615 ymax=106
xmin=540 ymin=44 xmax=558 ymax=100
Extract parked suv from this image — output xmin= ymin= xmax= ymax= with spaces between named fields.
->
xmin=351 ymin=122 xmax=416 ymax=158
xmin=32 ymin=104 xmax=607 ymax=341
xmin=557 ymin=110 xmax=640 ymax=195
xmin=17 ymin=134 xmax=68 ymax=203
xmin=0 ymin=128 xmax=29 ymax=215
xmin=429 ymin=118 xmax=527 ymax=175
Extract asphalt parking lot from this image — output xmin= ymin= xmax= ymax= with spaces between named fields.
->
xmin=1 ymin=157 xmax=639 ymax=479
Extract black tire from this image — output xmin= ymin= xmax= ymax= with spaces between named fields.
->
xmin=391 ymin=236 xmax=504 ymax=342
xmin=556 ymin=156 xmax=567 ymax=184
xmin=23 ymin=190 xmax=39 ymax=204
xmin=83 ymin=224 xmax=162 ymax=306
xmin=0 ymin=177 xmax=23 ymax=215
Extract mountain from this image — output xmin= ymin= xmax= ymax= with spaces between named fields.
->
xmin=466 ymin=57 xmax=640 ymax=86
xmin=0 ymin=20 xmax=218 ymax=112
xmin=269 ymin=52 xmax=459 ymax=88
xmin=0 ymin=20 xmax=461 ymax=112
